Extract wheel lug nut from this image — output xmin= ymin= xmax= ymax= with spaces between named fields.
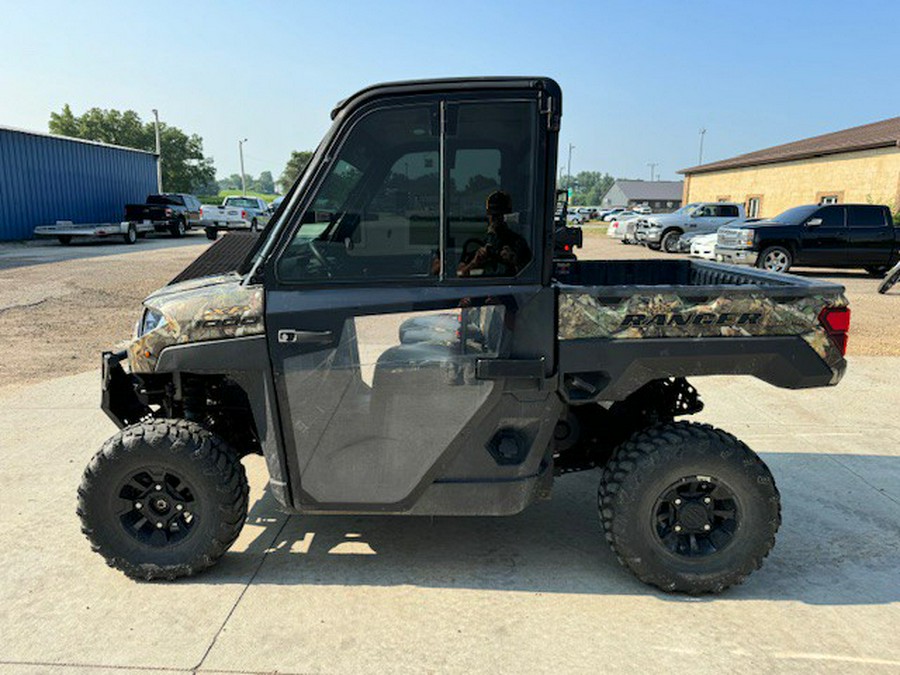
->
xmin=134 ymin=502 xmax=142 ymax=509
xmin=703 ymin=524 xmax=711 ymax=531
xmin=704 ymin=497 xmax=712 ymax=504
xmin=156 ymin=522 xmax=164 ymax=529
xmin=176 ymin=504 xmax=183 ymax=511
xmin=155 ymin=484 xmax=162 ymax=491
xmin=674 ymin=524 xmax=682 ymax=532
xmin=674 ymin=498 xmax=682 ymax=506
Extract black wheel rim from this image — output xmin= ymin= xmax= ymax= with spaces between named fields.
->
xmin=652 ymin=475 xmax=738 ymax=558
xmin=117 ymin=468 xmax=198 ymax=547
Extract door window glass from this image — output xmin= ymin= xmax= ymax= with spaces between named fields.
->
xmin=813 ymin=206 xmax=844 ymax=228
xmin=847 ymin=205 xmax=885 ymax=228
xmin=278 ymin=105 xmax=440 ymax=282
xmin=447 ymin=101 xmax=537 ymax=279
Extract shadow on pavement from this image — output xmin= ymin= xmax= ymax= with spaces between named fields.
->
xmin=184 ymin=452 xmax=900 ymax=606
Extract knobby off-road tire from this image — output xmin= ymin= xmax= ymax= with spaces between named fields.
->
xmin=77 ymin=419 xmax=249 ymax=581
xmin=598 ymin=422 xmax=780 ymax=594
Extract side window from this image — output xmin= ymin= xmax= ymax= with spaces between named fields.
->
xmin=278 ymin=105 xmax=440 ymax=282
xmin=847 ymin=205 xmax=886 ymax=228
xmin=717 ymin=205 xmax=739 ymax=217
xmin=814 ymin=206 xmax=845 ymax=228
xmin=448 ymin=101 xmax=537 ymax=278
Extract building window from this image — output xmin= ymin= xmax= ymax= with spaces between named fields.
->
xmin=666 ymin=201 xmax=673 ymax=208
xmin=820 ymin=195 xmax=839 ymax=205
xmin=816 ymin=191 xmax=844 ymax=205
xmin=746 ymin=196 xmax=761 ymax=219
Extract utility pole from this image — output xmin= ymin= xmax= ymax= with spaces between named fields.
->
xmin=698 ymin=128 xmax=707 ymax=165
xmin=152 ymin=109 xmax=162 ymax=192
xmin=239 ymin=138 xmax=248 ymax=195
xmin=567 ymin=143 xmax=575 ymax=188
xmin=647 ymin=163 xmax=658 ymax=181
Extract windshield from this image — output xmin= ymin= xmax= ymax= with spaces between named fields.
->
xmin=769 ymin=205 xmax=819 ymax=224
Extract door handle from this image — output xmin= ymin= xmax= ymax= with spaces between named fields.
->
xmin=278 ymin=329 xmax=333 ymax=345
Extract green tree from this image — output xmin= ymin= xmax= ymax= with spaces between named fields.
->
xmin=279 ymin=150 xmax=314 ymax=191
xmin=255 ymin=170 xmax=275 ymax=194
xmin=48 ymin=105 xmax=216 ymax=194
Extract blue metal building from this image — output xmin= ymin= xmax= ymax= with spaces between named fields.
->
xmin=0 ymin=126 xmax=158 ymax=241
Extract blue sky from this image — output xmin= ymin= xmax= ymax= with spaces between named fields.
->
xmin=1 ymin=0 xmax=898 ymax=185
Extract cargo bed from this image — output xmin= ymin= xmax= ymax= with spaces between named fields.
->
xmin=555 ymin=259 xmax=848 ymax=401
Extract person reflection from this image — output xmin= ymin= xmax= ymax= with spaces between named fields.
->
xmin=457 ymin=190 xmax=531 ymax=277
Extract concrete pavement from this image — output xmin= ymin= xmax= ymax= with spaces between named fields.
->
xmin=0 ymin=358 xmax=898 ymax=673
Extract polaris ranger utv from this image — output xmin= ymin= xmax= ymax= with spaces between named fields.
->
xmin=79 ymin=77 xmax=851 ymax=593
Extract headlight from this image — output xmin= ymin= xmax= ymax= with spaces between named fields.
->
xmin=737 ymin=229 xmax=756 ymax=247
xmin=138 ymin=308 xmax=166 ymax=337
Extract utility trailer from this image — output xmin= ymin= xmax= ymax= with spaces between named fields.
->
xmin=34 ymin=219 xmax=151 ymax=245
xmin=78 ymin=78 xmax=850 ymax=593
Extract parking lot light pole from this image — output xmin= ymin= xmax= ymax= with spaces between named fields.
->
xmin=567 ymin=143 xmax=575 ymax=188
xmin=698 ymin=128 xmax=707 ymax=165
xmin=647 ymin=163 xmax=658 ymax=181
xmin=239 ymin=138 xmax=248 ymax=195
xmin=152 ymin=109 xmax=162 ymax=192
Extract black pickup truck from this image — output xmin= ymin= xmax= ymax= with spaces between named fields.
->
xmin=79 ymin=77 xmax=851 ymax=594
xmin=717 ymin=203 xmax=899 ymax=275
xmin=124 ymin=193 xmax=202 ymax=238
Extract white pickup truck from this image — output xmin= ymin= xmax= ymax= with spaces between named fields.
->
xmin=200 ymin=196 xmax=272 ymax=240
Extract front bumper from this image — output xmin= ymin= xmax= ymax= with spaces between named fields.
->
xmin=101 ymin=350 xmax=150 ymax=428
xmin=642 ymin=228 xmax=662 ymax=243
xmin=716 ymin=246 xmax=757 ymax=265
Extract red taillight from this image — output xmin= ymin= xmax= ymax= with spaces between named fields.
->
xmin=564 ymin=244 xmax=571 ymax=251
xmin=819 ymin=306 xmax=850 ymax=356
xmin=241 ymin=210 xmax=247 ymax=219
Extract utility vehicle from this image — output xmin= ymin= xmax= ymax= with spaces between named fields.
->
xmin=79 ymin=77 xmax=851 ymax=593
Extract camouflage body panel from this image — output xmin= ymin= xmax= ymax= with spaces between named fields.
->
xmin=558 ymin=290 xmax=848 ymax=369
xmin=128 ymin=274 xmax=264 ymax=373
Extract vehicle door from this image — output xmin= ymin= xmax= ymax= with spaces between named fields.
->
xmin=798 ymin=205 xmax=847 ymax=266
xmin=847 ymin=205 xmax=893 ymax=266
xmin=185 ymin=196 xmax=201 ymax=226
xmin=684 ymin=204 xmax=718 ymax=233
xmin=264 ymin=93 xmax=555 ymax=509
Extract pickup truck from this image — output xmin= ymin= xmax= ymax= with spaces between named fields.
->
xmin=124 ymin=193 xmax=202 ymax=238
xmin=201 ymin=196 xmax=271 ymax=239
xmin=637 ymin=202 xmax=746 ymax=252
xmin=717 ymin=203 xmax=899 ymax=274
xmin=79 ymin=77 xmax=851 ymax=595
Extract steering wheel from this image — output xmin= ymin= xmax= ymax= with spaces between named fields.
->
xmin=307 ymin=240 xmax=333 ymax=278
xmin=461 ymin=237 xmax=486 ymax=261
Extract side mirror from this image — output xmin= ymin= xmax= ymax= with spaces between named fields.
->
xmin=806 ymin=218 xmax=823 ymax=227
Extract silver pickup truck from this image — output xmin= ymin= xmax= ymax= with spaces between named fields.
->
xmin=637 ymin=202 xmax=746 ymax=252
xmin=200 ymin=196 xmax=272 ymax=240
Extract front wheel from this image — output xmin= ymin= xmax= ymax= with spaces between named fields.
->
xmin=598 ymin=422 xmax=780 ymax=594
xmin=77 ymin=419 xmax=249 ymax=580
xmin=57 ymin=235 xmax=72 ymax=245
xmin=661 ymin=230 xmax=682 ymax=253
xmin=757 ymin=245 xmax=792 ymax=273
xmin=878 ymin=262 xmax=900 ymax=294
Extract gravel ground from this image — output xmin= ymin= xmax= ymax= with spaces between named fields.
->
xmin=0 ymin=230 xmax=896 ymax=390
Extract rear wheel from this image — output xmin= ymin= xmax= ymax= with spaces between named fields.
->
xmin=57 ymin=235 xmax=72 ymax=245
xmin=250 ymin=218 xmax=259 ymax=233
xmin=864 ymin=265 xmax=888 ymax=278
xmin=123 ymin=224 xmax=137 ymax=245
xmin=205 ymin=227 xmax=218 ymax=241
xmin=661 ymin=230 xmax=682 ymax=253
xmin=170 ymin=218 xmax=186 ymax=238
xmin=757 ymin=245 xmax=792 ymax=273
xmin=598 ymin=422 xmax=780 ymax=594
xmin=77 ymin=419 xmax=248 ymax=580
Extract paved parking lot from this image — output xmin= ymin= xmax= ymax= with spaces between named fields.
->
xmin=0 ymin=232 xmax=898 ymax=673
